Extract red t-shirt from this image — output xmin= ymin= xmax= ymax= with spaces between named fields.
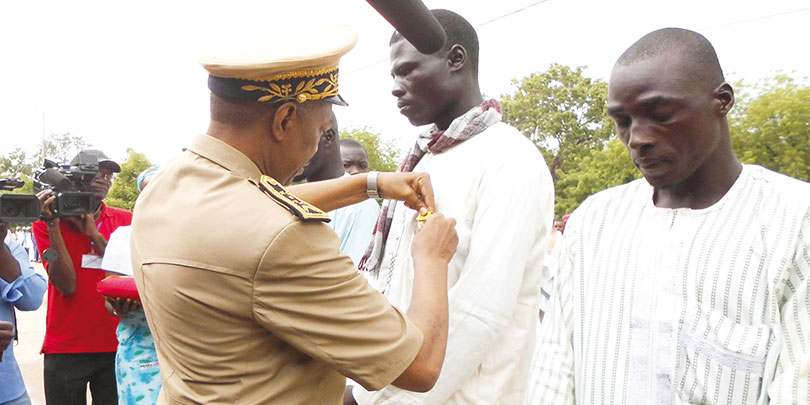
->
xmin=32 ymin=202 xmax=133 ymax=354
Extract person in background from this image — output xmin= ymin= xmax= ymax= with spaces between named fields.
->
xmin=1 ymin=220 xmax=48 ymax=405
xmin=101 ymin=166 xmax=161 ymax=405
xmin=340 ymin=139 xmax=371 ymax=175
xmin=538 ymin=219 xmax=565 ymax=321
xmin=295 ymin=113 xmax=380 ymax=266
xmin=33 ymin=149 xmax=131 ymax=405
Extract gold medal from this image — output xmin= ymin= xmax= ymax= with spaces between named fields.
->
xmin=416 ymin=210 xmax=434 ymax=223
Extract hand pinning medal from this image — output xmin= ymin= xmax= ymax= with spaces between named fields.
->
xmin=416 ymin=209 xmax=435 ymax=231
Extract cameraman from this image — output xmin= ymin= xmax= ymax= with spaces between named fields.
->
xmin=1 ymin=219 xmax=47 ymax=405
xmin=32 ymin=150 xmax=132 ymax=405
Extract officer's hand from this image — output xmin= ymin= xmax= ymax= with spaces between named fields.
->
xmin=0 ymin=321 xmax=14 ymax=353
xmin=36 ymin=189 xmax=56 ymax=219
xmin=64 ymin=214 xmax=96 ymax=237
xmin=411 ymin=213 xmax=458 ymax=267
xmin=377 ymin=172 xmax=435 ymax=213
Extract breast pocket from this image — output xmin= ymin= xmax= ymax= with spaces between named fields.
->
xmin=673 ymin=303 xmax=774 ymax=405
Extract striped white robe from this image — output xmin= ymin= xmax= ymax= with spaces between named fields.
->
xmin=529 ymin=165 xmax=810 ymax=404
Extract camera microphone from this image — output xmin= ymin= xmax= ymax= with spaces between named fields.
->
xmin=366 ymin=0 xmax=447 ymax=54
xmin=37 ymin=168 xmax=74 ymax=189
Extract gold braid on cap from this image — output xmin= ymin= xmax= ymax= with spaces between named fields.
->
xmin=241 ymin=66 xmax=339 ymax=103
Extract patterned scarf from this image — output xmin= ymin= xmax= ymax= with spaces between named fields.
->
xmin=359 ymin=99 xmax=502 ymax=276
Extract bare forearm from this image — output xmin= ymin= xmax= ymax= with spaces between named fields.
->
xmin=288 ymin=174 xmax=369 ymax=212
xmin=46 ymin=227 xmax=77 ymax=295
xmin=0 ymin=244 xmax=22 ymax=283
xmin=407 ymin=259 xmax=449 ymax=371
xmin=89 ymin=231 xmax=108 ymax=257
xmin=392 ymin=258 xmax=449 ymax=391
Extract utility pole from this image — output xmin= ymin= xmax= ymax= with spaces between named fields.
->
xmin=41 ymin=111 xmax=46 ymax=164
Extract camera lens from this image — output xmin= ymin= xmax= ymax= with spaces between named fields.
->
xmin=0 ymin=203 xmax=20 ymax=217
xmin=63 ymin=195 xmax=81 ymax=209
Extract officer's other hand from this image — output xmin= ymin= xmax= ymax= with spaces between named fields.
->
xmin=106 ymin=298 xmax=141 ymax=318
xmin=412 ymin=213 xmax=458 ymax=267
xmin=0 ymin=321 xmax=14 ymax=353
xmin=36 ymin=189 xmax=56 ymax=219
xmin=377 ymin=172 xmax=435 ymax=213
xmin=64 ymin=214 xmax=96 ymax=237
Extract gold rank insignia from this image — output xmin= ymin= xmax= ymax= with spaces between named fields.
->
xmin=258 ymin=175 xmax=331 ymax=223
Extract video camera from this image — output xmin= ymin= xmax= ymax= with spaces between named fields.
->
xmin=0 ymin=179 xmax=41 ymax=223
xmin=33 ymin=155 xmax=99 ymax=218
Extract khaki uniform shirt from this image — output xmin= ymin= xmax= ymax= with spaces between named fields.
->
xmin=131 ymin=134 xmax=423 ymax=404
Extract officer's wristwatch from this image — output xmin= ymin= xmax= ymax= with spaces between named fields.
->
xmin=367 ymin=171 xmax=380 ymax=199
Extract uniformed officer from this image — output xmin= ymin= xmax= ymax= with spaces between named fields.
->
xmin=130 ymin=23 xmax=459 ymax=404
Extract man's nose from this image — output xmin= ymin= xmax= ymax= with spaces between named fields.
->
xmin=391 ymin=78 xmax=406 ymax=98
xmin=627 ymin=121 xmax=657 ymax=151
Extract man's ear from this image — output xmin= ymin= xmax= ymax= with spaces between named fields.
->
xmin=714 ymin=82 xmax=734 ymax=117
xmin=447 ymin=44 xmax=467 ymax=72
xmin=270 ymin=102 xmax=298 ymax=142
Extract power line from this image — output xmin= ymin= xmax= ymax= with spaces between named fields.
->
xmin=701 ymin=6 xmax=810 ymax=31
xmin=344 ymin=0 xmax=552 ymax=76
xmin=344 ymin=4 xmax=810 ymax=76
xmin=476 ymin=0 xmax=551 ymax=27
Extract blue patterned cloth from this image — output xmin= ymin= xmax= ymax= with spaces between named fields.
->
xmin=115 ymin=310 xmax=161 ymax=404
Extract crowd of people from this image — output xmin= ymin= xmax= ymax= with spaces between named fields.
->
xmin=1 ymin=5 xmax=809 ymax=405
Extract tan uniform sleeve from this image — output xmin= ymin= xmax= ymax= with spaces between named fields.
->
xmin=252 ymin=220 xmax=423 ymax=390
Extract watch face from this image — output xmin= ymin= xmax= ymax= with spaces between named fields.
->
xmin=42 ymin=248 xmax=59 ymax=263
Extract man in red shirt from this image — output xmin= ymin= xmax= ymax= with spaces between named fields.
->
xmin=33 ymin=150 xmax=132 ymax=405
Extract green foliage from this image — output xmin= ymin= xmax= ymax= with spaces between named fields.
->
xmin=730 ymin=76 xmax=810 ymax=182
xmin=501 ymin=64 xmax=613 ymax=182
xmin=502 ymin=64 xmax=615 ymax=216
xmin=0 ymin=146 xmax=33 ymax=178
xmin=42 ymin=133 xmax=92 ymax=163
xmin=1 ymin=134 xmax=93 ymax=196
xmin=106 ymin=149 xmax=153 ymax=211
xmin=554 ymin=138 xmax=640 ymax=216
xmin=340 ymin=127 xmax=400 ymax=172
xmin=0 ymin=146 xmax=35 ymax=195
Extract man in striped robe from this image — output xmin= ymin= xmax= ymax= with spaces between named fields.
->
xmin=529 ymin=28 xmax=810 ymax=405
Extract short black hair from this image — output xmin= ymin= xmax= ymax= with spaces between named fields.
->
xmin=339 ymin=139 xmax=367 ymax=153
xmin=390 ymin=9 xmax=479 ymax=74
xmin=616 ymin=28 xmax=724 ymax=88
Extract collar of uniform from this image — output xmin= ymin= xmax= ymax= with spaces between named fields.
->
xmin=188 ymin=134 xmax=263 ymax=181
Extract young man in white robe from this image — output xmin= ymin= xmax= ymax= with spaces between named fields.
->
xmin=350 ymin=9 xmax=554 ymax=405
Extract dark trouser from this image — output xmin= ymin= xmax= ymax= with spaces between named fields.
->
xmin=44 ymin=352 xmax=117 ymax=405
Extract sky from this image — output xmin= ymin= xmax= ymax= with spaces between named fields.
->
xmin=1 ymin=0 xmax=808 ymax=167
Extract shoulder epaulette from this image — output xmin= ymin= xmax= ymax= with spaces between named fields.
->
xmin=257 ymin=175 xmax=331 ymax=223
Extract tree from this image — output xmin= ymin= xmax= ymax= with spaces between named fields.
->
xmin=340 ymin=128 xmax=401 ymax=172
xmin=730 ymin=76 xmax=810 ymax=182
xmin=1 ymin=132 xmax=92 ymax=195
xmin=501 ymin=64 xmax=613 ymax=183
xmin=553 ymin=138 xmax=640 ymax=216
xmin=0 ymin=146 xmax=33 ymax=179
xmin=42 ymin=132 xmax=92 ymax=164
xmin=106 ymin=149 xmax=153 ymax=211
